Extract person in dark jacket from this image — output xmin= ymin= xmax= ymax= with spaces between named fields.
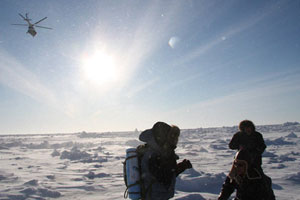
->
xmin=218 ymin=149 xmax=275 ymax=200
xmin=139 ymin=121 xmax=192 ymax=200
xmin=229 ymin=120 xmax=266 ymax=171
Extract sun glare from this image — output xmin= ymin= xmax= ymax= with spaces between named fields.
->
xmin=81 ymin=50 xmax=118 ymax=86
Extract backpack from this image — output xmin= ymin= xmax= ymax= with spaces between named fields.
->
xmin=123 ymin=144 xmax=149 ymax=200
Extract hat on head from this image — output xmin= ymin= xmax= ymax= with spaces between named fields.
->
xmin=139 ymin=121 xmax=172 ymax=146
xmin=152 ymin=122 xmax=172 ymax=146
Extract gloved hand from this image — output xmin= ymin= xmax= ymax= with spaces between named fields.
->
xmin=176 ymin=159 xmax=192 ymax=176
xmin=182 ymin=159 xmax=192 ymax=169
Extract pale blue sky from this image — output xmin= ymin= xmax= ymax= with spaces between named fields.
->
xmin=0 ymin=0 xmax=300 ymax=134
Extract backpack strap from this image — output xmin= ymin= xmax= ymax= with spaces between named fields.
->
xmin=124 ymin=181 xmax=142 ymax=199
xmin=141 ymin=179 xmax=156 ymax=199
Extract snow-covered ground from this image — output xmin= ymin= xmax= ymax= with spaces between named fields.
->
xmin=0 ymin=122 xmax=299 ymax=200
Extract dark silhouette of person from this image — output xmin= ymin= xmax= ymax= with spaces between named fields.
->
xmin=218 ymin=149 xmax=275 ymax=200
xmin=139 ymin=121 xmax=192 ymax=200
xmin=229 ymin=120 xmax=266 ymax=171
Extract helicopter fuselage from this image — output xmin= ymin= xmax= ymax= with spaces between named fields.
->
xmin=27 ymin=24 xmax=37 ymax=37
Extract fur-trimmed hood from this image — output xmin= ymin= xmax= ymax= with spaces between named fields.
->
xmin=228 ymin=150 xmax=262 ymax=185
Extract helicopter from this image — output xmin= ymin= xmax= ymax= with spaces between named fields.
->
xmin=11 ymin=13 xmax=52 ymax=37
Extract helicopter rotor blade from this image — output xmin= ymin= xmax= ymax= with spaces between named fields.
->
xmin=18 ymin=13 xmax=26 ymax=20
xmin=11 ymin=24 xmax=28 ymax=26
xmin=34 ymin=17 xmax=47 ymax=25
xmin=35 ymin=25 xmax=52 ymax=30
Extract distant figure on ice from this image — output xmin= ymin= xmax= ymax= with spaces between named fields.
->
xmin=229 ymin=120 xmax=266 ymax=171
xmin=218 ymin=149 xmax=275 ymax=200
xmin=139 ymin=121 xmax=192 ymax=200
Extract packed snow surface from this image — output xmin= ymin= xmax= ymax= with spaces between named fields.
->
xmin=0 ymin=123 xmax=300 ymax=200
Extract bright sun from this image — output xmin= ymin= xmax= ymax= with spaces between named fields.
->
xmin=81 ymin=50 xmax=118 ymax=86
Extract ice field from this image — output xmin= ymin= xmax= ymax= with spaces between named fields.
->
xmin=0 ymin=122 xmax=300 ymax=200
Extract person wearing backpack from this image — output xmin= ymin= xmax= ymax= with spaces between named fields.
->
xmin=139 ymin=121 xmax=192 ymax=200
xmin=229 ymin=120 xmax=266 ymax=172
xmin=218 ymin=149 xmax=275 ymax=200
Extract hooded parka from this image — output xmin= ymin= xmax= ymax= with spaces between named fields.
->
xmin=218 ymin=150 xmax=275 ymax=200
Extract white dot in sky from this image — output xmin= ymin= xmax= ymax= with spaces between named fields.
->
xmin=221 ymin=36 xmax=227 ymax=41
xmin=168 ymin=36 xmax=180 ymax=49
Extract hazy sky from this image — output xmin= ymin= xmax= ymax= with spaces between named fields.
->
xmin=0 ymin=0 xmax=300 ymax=134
